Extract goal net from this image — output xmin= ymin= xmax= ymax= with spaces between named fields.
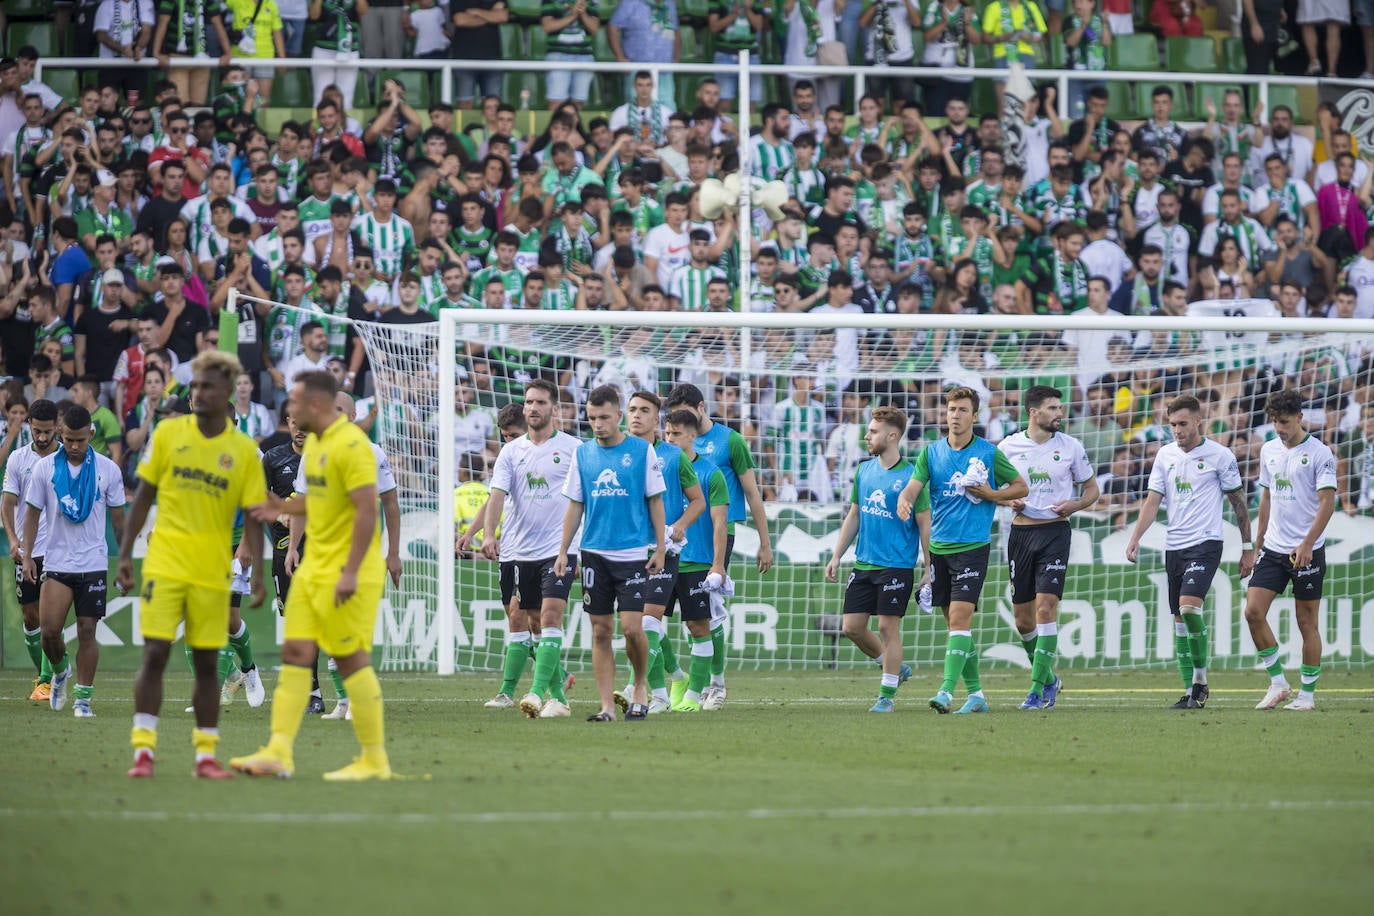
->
xmin=331 ymin=303 xmax=1374 ymax=676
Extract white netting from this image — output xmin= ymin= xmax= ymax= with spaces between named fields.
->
xmin=263 ymin=298 xmax=1374 ymax=675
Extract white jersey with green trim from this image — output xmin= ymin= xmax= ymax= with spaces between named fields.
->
xmin=1257 ymin=435 xmax=1336 ymax=553
xmin=1146 ymin=438 xmax=1243 ymax=549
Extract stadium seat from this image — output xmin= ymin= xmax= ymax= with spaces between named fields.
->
xmin=679 ymin=0 xmax=710 ymax=26
xmin=1267 ymin=84 xmax=1306 ymax=123
xmin=1164 ymin=36 xmax=1218 ymax=73
xmin=269 ymin=68 xmax=313 ymax=108
xmin=528 ymin=23 xmax=547 ymax=59
xmin=507 ymin=0 xmax=544 ymax=25
xmin=678 ymin=27 xmax=712 ymax=64
xmin=593 ymin=29 xmax=615 ymax=62
xmin=42 ymin=68 xmax=78 ymax=105
xmin=499 ymin=24 xmax=525 ymax=59
xmin=381 ymin=70 xmax=430 ymax=108
xmin=968 ymin=79 xmax=998 ymax=120
xmin=1194 ymin=83 xmax=1243 ymax=119
xmin=1221 ymin=37 xmax=1247 ymax=75
xmin=5 ymin=20 xmax=59 ymax=57
xmin=1107 ymin=33 xmax=1159 ymax=71
xmin=1136 ymin=81 xmax=1192 ymax=120
xmin=3 ymin=0 xmax=55 ymax=17
xmin=1046 ymin=33 xmax=1066 ymax=70
xmin=1105 ymin=81 xmax=1139 ymax=120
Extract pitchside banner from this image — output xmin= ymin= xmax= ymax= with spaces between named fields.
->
xmin=5 ymin=507 xmax=1372 ymax=672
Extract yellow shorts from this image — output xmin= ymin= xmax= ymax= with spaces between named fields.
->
xmin=140 ymin=576 xmax=231 ymax=649
xmin=282 ymin=574 xmax=384 ymax=659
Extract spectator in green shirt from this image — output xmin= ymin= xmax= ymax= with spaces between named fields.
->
xmin=70 ymin=376 xmax=125 ymax=465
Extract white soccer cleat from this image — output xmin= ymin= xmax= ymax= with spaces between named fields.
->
xmin=220 ymin=668 xmax=245 ymax=706
xmin=701 ymin=686 xmax=727 ymax=711
xmin=50 ymin=664 xmax=71 ymax=711
xmin=322 ymin=699 xmax=351 ymax=720
xmin=519 ymin=692 xmax=543 ymax=719
xmin=1283 ymin=695 xmax=1315 ymax=711
xmin=1255 ymin=684 xmax=1292 ymax=710
xmin=647 ymin=697 xmax=671 ymax=715
xmin=539 ymin=698 xmax=571 ymax=718
xmin=242 ymin=667 xmax=265 ymax=707
xmin=484 ymin=693 xmax=515 ymax=709
xmin=73 ymin=700 xmax=95 ymax=718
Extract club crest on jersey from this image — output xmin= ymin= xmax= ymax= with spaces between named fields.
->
xmin=1299 ymin=454 xmax=1310 ymax=466
xmin=219 ymin=453 xmax=233 ymax=470
xmin=621 ymin=453 xmax=633 ymax=468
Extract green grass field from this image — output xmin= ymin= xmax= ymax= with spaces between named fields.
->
xmin=1 ymin=668 xmax=1372 ymax=914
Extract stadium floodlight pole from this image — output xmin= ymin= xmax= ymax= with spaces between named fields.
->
xmin=442 ymin=309 xmax=1374 ymax=336
xmin=437 ymin=310 xmax=458 ymax=675
xmin=737 ymin=49 xmax=754 ymax=428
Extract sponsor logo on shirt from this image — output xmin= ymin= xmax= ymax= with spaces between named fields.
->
xmin=591 ymin=467 xmax=628 ymax=497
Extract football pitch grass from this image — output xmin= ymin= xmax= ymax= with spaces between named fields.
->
xmin=1 ymin=668 xmax=1371 ymax=914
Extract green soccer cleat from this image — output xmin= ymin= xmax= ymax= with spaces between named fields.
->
xmin=928 ymin=690 xmax=952 ymax=714
xmin=669 ymin=677 xmax=688 ymax=708
xmin=672 ymin=697 xmax=702 ymax=712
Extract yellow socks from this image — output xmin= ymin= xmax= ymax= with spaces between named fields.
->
xmin=266 ymin=664 xmax=312 ymax=761
xmin=343 ymin=667 xmax=388 ymax=767
xmin=192 ymin=728 xmax=220 ymax=762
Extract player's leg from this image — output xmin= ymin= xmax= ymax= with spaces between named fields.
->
xmin=130 ymin=638 xmax=173 ymax=777
xmin=523 ymin=555 xmax=577 ymax=718
xmin=1008 ymin=526 xmax=1039 ymax=674
xmin=184 ymin=587 xmax=235 ymax=777
xmin=1176 ymin=541 xmax=1221 ymax=709
xmin=1244 ymin=548 xmax=1291 ymax=708
xmin=587 ymin=612 xmax=618 ymax=719
xmin=321 ymin=655 xmax=352 ymax=719
xmin=1164 ymin=550 xmax=1194 ymax=701
xmin=620 ymin=608 xmax=649 ymax=718
xmin=1026 ymin=524 xmax=1070 ymax=709
xmin=702 ymin=534 xmax=736 ymax=708
xmin=944 ymin=547 xmax=990 ymax=714
xmin=320 ymin=578 xmax=391 ymax=780
xmin=489 ymin=562 xmax=531 ymax=707
xmin=873 ymin=614 xmax=905 ymax=712
xmin=1285 ymin=548 xmax=1325 ymax=711
xmin=18 ymin=560 xmax=51 ymax=700
xmin=69 ymin=572 xmax=108 ymax=718
xmin=37 ymin=575 xmax=75 ymax=711
xmin=223 ymin=599 xmax=266 ymax=708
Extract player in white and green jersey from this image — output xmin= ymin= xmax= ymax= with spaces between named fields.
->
xmin=470 ymin=231 xmax=525 ymax=306
xmin=667 ymin=229 xmax=724 ymax=311
xmin=352 ymin=179 xmax=414 ymax=281
xmin=1244 ymin=389 xmax=1337 ymax=712
xmin=898 ymin=386 xmax=1027 ymax=715
xmin=772 ymin=374 xmax=826 ymax=501
xmin=664 ymin=383 xmax=776 ymax=710
xmin=997 ymin=386 xmax=1099 ymax=710
xmin=825 ymin=406 xmax=931 ymax=712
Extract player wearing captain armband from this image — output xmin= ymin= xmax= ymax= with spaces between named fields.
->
xmin=997 ymin=386 xmax=1099 ymax=710
xmin=1243 ymin=390 xmax=1337 ymax=711
xmin=825 ymin=406 xmax=932 ymax=713
xmin=613 ymin=391 xmax=706 ymax=715
xmin=897 ymin=386 xmax=1027 ymax=715
xmin=664 ymin=383 xmax=774 ymax=711
xmin=556 ymin=385 xmax=667 ymax=722
xmin=1127 ymin=394 xmax=1254 ymax=710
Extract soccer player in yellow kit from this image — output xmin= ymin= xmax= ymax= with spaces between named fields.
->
xmin=119 ymin=351 xmax=268 ymax=779
xmin=231 ymin=370 xmax=392 ymax=780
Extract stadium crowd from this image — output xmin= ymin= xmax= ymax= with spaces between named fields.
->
xmin=0 ymin=3 xmax=1370 ymax=523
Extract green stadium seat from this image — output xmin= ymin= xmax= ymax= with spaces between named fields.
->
xmin=679 ymin=0 xmax=710 ymax=26
xmin=5 ymin=20 xmax=59 ymax=57
xmin=1046 ymin=33 xmax=1066 ymax=70
xmin=502 ymin=72 xmax=545 ymax=112
xmin=507 ymin=0 xmax=544 ymax=25
xmin=593 ymin=29 xmax=615 ymax=62
xmin=529 ymin=23 xmax=548 ymax=59
xmin=679 ymin=27 xmax=712 ymax=64
xmin=1136 ymin=81 xmax=1192 ymax=120
xmin=269 ymin=69 xmax=314 ymax=108
xmin=1107 ymin=32 xmax=1159 ymax=71
xmin=1267 ymin=84 xmax=1305 ymax=123
xmin=1222 ymin=37 xmax=1246 ymax=75
xmin=42 ymin=68 xmax=78 ymax=105
xmin=499 ymin=24 xmax=525 ymax=59
xmin=1164 ymin=36 xmax=1218 ymax=73
xmin=1194 ymin=83 xmax=1244 ymax=120
xmin=1105 ymin=81 xmax=1139 ymax=120
xmin=381 ymin=70 xmax=429 ymax=108
xmin=3 ymin=0 xmax=55 ymax=17
xmin=968 ymin=79 xmax=998 ymax=119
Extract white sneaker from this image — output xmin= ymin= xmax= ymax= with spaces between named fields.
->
xmin=612 ymin=683 xmax=632 ymax=714
xmin=1255 ymin=683 xmax=1292 ymax=710
xmin=519 ymin=692 xmax=543 ymax=719
xmin=242 ymin=667 xmax=265 ymax=707
xmin=1284 ymin=695 xmax=1315 ymax=711
xmin=73 ymin=700 xmax=95 ymax=718
xmin=648 ymin=696 xmax=671 ymax=715
xmin=221 ymin=668 xmax=246 ymax=706
xmin=185 ymin=705 xmax=195 ymax=713
xmin=50 ymin=664 xmax=71 ymax=711
xmin=701 ymin=686 xmax=727 ymax=711
xmin=484 ymin=693 xmax=515 ymax=709
xmin=322 ymin=699 xmax=350 ymax=720
xmin=345 ymin=704 xmax=353 ymax=721
xmin=539 ymin=698 xmax=571 ymax=718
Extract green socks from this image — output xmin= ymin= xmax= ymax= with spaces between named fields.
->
xmin=660 ymin=628 xmax=681 ymax=677
xmin=710 ymin=625 xmax=726 ymax=677
xmin=228 ymin=620 xmax=254 ymax=671
xmin=328 ymin=658 xmax=348 ymax=699
xmin=879 ymin=673 xmax=899 ymax=699
xmin=1032 ymin=624 xmax=1058 ymax=690
xmin=688 ymin=636 xmax=713 ymax=693
xmin=1183 ymin=611 xmax=1208 ymax=684
xmin=73 ymin=684 xmax=93 ymax=701
xmin=1258 ymin=645 xmax=1284 ymax=680
xmin=646 ymin=628 xmax=665 ymax=691
xmin=39 ymin=650 xmax=52 ymax=683
xmin=1173 ymin=620 xmax=1193 ymax=689
xmin=530 ymin=628 xmax=564 ymax=697
xmin=1019 ymin=630 xmax=1036 ymax=666
xmin=24 ymin=626 xmax=43 ymax=673
xmin=1299 ymin=664 xmax=1320 ymax=697
xmin=499 ymin=635 xmax=532 ymax=697
xmin=962 ymin=641 xmax=982 ymax=694
xmin=940 ymin=632 xmax=974 ymax=695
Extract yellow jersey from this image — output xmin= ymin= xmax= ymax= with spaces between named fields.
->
xmin=455 ymin=480 xmax=491 ymax=547
xmin=299 ymin=414 xmax=384 ymax=583
xmin=138 ymin=415 xmax=267 ymax=589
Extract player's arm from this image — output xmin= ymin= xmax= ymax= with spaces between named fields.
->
xmin=335 ymin=483 xmax=379 ymax=607
xmin=967 ymin=448 xmax=1029 ymax=503
xmin=117 ymin=480 xmax=158 ymax=592
xmin=646 ymin=493 xmax=666 ymax=573
xmin=916 ymin=506 xmax=933 ymax=587
xmin=1053 ymin=475 xmax=1101 ymax=518
xmin=553 ymin=499 xmax=584 ymax=577
xmin=1125 ymin=489 xmax=1164 ymax=564
xmin=1294 ymin=486 xmax=1335 ymax=571
xmin=1 ymin=487 xmax=21 ymax=563
xmin=824 ymin=501 xmax=861 ymax=582
xmin=707 ymin=499 xmax=728 ymax=580
xmin=674 ymin=480 xmax=706 ymax=542
xmin=897 ymin=474 xmax=926 ymax=520
xmin=472 ymin=489 xmax=501 ymax=558
xmin=287 ymin=513 xmax=304 ymax=574
xmin=737 ymin=465 xmax=772 ymax=572
xmin=1225 ymin=486 xmax=1255 ymax=577
xmin=1254 ymin=485 xmax=1271 ymax=556
xmin=20 ymin=490 xmax=40 ymax=582
xmin=381 ymin=488 xmax=403 ymax=586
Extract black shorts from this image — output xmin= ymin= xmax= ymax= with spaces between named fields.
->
xmin=843 ymin=567 xmax=915 ymax=617
xmin=645 ymin=552 xmax=680 ymax=610
xmin=581 ymin=551 xmax=648 ymax=615
xmin=930 ymin=544 xmax=991 ymax=610
xmin=43 ymin=570 xmax=108 ymax=619
xmin=272 ymin=547 xmax=293 ymax=609
xmin=1164 ymin=540 xmax=1223 ymax=613
xmin=1250 ymin=547 xmax=1326 ymax=601
xmin=1007 ymin=522 xmax=1072 ymax=604
xmin=499 ymin=555 xmax=578 ymax=609
xmin=15 ymin=555 xmax=43 ymax=606
xmin=664 ymin=567 xmax=712 ymax=621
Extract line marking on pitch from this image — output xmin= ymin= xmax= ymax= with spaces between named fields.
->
xmin=3 ymin=694 xmax=1369 ymax=705
xmin=1 ymin=799 xmax=1369 ymax=827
